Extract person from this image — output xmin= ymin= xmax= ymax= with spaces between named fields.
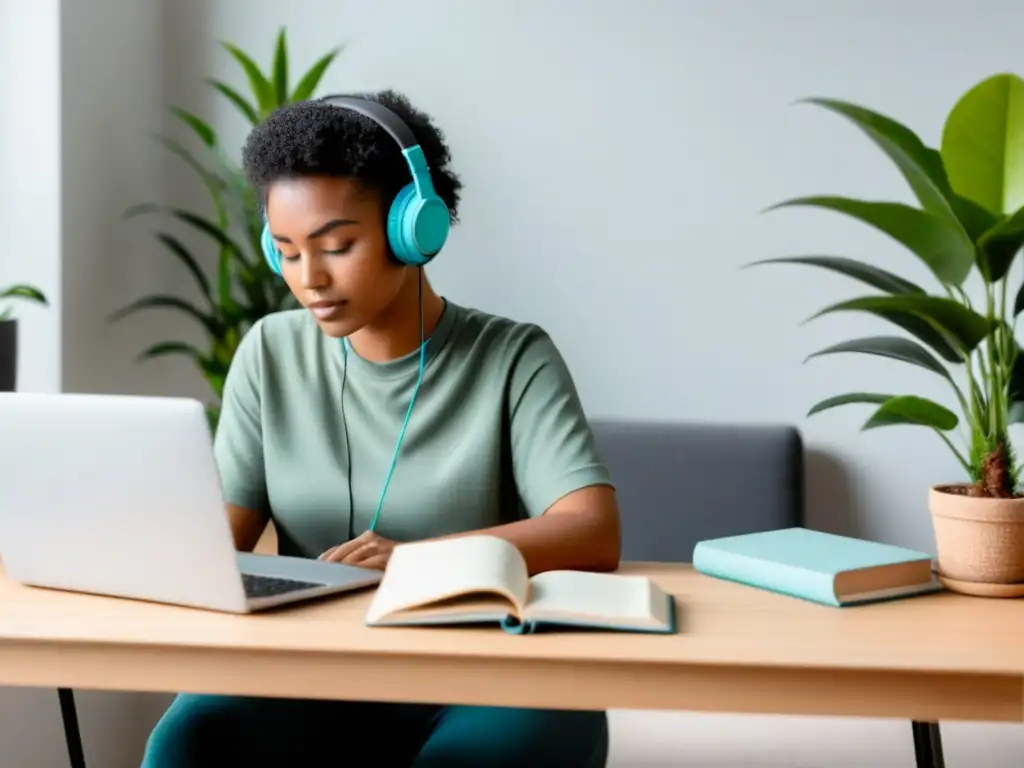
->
xmin=140 ymin=89 xmax=621 ymax=768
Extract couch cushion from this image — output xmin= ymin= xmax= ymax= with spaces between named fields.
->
xmin=590 ymin=419 xmax=803 ymax=563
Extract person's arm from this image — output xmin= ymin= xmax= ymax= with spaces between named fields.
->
xmin=468 ymin=484 xmax=620 ymax=575
xmin=214 ymin=320 xmax=272 ymax=552
xmin=465 ymin=327 xmax=620 ymax=575
xmin=227 ymin=503 xmax=269 ymax=552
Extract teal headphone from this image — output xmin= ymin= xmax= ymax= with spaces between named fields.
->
xmin=259 ymin=94 xmax=451 ymax=273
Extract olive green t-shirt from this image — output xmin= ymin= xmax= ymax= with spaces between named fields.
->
xmin=212 ymin=299 xmax=613 ymax=559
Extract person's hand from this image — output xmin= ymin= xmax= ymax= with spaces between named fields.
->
xmin=318 ymin=530 xmax=397 ymax=570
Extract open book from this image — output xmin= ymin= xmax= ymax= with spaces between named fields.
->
xmin=364 ymin=535 xmax=676 ymax=634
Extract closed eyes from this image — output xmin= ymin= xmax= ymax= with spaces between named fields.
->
xmin=281 ymin=242 xmax=354 ymax=261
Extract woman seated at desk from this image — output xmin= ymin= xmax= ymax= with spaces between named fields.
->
xmin=140 ymin=89 xmax=621 ymax=768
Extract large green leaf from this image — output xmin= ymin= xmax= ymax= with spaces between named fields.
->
xmin=152 ymin=232 xmax=213 ymax=308
xmin=807 ymin=392 xmax=893 ymax=417
xmin=950 ymin=192 xmax=1002 ymax=241
xmin=291 ymin=48 xmax=342 ymax=102
xmin=0 ymin=284 xmax=46 ymax=320
xmin=804 ymin=336 xmax=952 ymax=380
xmin=137 ymin=341 xmax=205 ymax=362
xmin=1014 ymin=281 xmax=1024 ymax=317
xmin=151 ymin=136 xmax=227 ymax=219
xmin=207 ymin=78 xmax=260 ymax=125
xmin=217 ymin=246 xmax=233 ymax=311
xmin=766 ymin=196 xmax=975 ymax=286
xmin=799 ymin=96 xmax=1000 ymax=241
xmin=124 ymin=203 xmax=253 ymax=268
xmin=108 ymin=294 xmax=222 ymax=336
xmin=170 ymin=107 xmax=217 ymax=148
xmin=977 ymin=203 xmax=1024 ymax=282
xmin=1008 ymin=353 xmax=1024 ymax=424
xmin=198 ymin=356 xmax=229 ymax=399
xmin=806 ymin=294 xmax=994 ymax=360
xmin=862 ymin=395 xmax=959 ymax=431
xmin=941 ymin=73 xmax=1024 ymax=215
xmin=271 ymin=28 xmax=288 ymax=106
xmin=0 ymin=284 xmax=47 ymax=303
xmin=207 ymin=150 xmax=263 ymax=254
xmin=934 ymin=188 xmax=1009 ymax=280
xmin=745 ymin=255 xmax=925 ymax=294
xmin=801 ymin=98 xmax=966 ymax=231
xmin=222 ymin=42 xmax=275 ymax=117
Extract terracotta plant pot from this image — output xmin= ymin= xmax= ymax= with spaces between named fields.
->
xmin=929 ymin=485 xmax=1024 ymax=596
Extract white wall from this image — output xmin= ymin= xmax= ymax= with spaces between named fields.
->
xmin=3 ymin=0 xmax=1024 ymax=765
xmin=0 ymin=0 xmax=61 ymax=393
xmin=60 ymin=0 xmax=210 ymax=400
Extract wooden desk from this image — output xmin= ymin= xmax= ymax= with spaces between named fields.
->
xmin=0 ymin=564 xmax=1020 ymax=728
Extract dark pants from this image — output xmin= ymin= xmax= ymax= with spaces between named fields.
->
xmin=141 ymin=693 xmax=609 ymax=767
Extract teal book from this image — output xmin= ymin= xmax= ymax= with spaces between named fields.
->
xmin=364 ymin=535 xmax=677 ymax=634
xmin=692 ymin=527 xmax=942 ymax=607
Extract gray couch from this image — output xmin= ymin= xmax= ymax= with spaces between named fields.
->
xmin=589 ymin=418 xmax=944 ymax=768
xmin=592 ymin=419 xmax=802 ymax=561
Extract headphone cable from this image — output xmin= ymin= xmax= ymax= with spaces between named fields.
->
xmin=367 ymin=268 xmax=426 ymax=532
xmin=339 ymin=269 xmax=427 ymax=539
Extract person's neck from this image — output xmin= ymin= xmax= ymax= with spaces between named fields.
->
xmin=348 ymin=272 xmax=446 ymax=363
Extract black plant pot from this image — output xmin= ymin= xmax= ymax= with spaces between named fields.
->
xmin=0 ymin=320 xmax=16 ymax=392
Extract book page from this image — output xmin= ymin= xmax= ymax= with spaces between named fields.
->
xmin=365 ymin=535 xmax=529 ymax=624
xmin=524 ymin=571 xmax=670 ymax=629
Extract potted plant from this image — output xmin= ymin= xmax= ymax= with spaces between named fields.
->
xmin=113 ymin=28 xmax=339 ymax=430
xmin=0 ymin=284 xmax=48 ymax=392
xmin=752 ymin=73 xmax=1024 ymax=596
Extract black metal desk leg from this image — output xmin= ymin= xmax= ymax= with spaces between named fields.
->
xmin=911 ymin=720 xmax=945 ymax=768
xmin=57 ymin=688 xmax=86 ymax=768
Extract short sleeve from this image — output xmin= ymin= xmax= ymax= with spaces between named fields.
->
xmin=213 ymin=320 xmax=270 ymax=515
xmin=508 ymin=327 xmax=614 ymax=517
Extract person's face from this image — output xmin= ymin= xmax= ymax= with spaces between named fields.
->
xmin=264 ymin=175 xmax=405 ymax=338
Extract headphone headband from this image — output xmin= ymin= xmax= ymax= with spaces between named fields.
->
xmin=317 ymin=94 xmax=437 ymax=203
xmin=318 ymin=94 xmax=420 ymax=149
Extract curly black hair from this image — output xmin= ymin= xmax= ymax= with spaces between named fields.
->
xmin=241 ymin=89 xmax=462 ymax=223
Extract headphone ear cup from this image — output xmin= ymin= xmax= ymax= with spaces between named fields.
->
xmin=387 ymin=183 xmax=451 ymax=267
xmin=261 ymin=221 xmax=282 ymax=275
xmin=386 ymin=184 xmax=420 ymax=265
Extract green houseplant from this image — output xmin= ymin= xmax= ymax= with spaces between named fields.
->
xmin=0 ymin=283 xmax=48 ymax=392
xmin=113 ymin=28 xmax=340 ymax=429
xmin=752 ymin=73 xmax=1024 ymax=595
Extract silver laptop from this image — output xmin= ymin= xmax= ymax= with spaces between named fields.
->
xmin=0 ymin=391 xmax=382 ymax=612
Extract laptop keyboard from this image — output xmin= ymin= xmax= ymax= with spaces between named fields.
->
xmin=241 ymin=573 xmax=326 ymax=599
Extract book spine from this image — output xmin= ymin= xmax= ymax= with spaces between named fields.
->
xmin=692 ymin=543 xmax=838 ymax=606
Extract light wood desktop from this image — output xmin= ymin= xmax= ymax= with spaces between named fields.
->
xmin=0 ymin=545 xmax=1020 ymax=727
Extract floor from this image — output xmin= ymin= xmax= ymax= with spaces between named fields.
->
xmin=607 ymin=712 xmax=1024 ymax=767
